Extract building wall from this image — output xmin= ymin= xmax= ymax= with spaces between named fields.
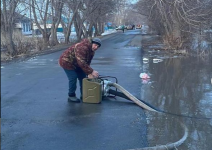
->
xmin=15 ymin=22 xmax=32 ymax=35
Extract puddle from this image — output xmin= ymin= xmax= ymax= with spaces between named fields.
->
xmin=140 ymin=53 xmax=212 ymax=149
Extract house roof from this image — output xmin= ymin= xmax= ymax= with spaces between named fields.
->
xmin=13 ymin=12 xmax=32 ymax=23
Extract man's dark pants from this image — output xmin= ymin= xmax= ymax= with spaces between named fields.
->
xmin=63 ymin=68 xmax=86 ymax=97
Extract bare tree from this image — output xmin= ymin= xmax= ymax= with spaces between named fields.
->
xmin=1 ymin=0 xmax=19 ymax=55
xmin=49 ymin=0 xmax=64 ymax=46
xmin=78 ymin=0 xmax=118 ymax=38
xmin=112 ymin=0 xmax=128 ymax=26
xmin=135 ymin=0 xmax=212 ymax=50
xmin=73 ymin=0 xmax=97 ymax=41
xmin=61 ymin=0 xmax=81 ymax=44
xmin=2 ymin=0 xmax=148 ymax=58
xmin=31 ymin=0 xmax=51 ymax=47
xmin=93 ymin=0 xmax=117 ymax=36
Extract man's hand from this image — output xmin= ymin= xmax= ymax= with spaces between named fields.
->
xmin=91 ymin=70 xmax=99 ymax=78
xmin=88 ymin=74 xmax=94 ymax=78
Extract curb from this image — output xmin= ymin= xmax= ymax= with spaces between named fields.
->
xmin=1 ymin=44 xmax=70 ymax=65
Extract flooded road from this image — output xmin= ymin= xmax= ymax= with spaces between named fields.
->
xmin=140 ymin=50 xmax=212 ymax=149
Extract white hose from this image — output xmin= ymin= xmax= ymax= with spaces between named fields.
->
xmin=109 ymin=83 xmax=157 ymax=112
xmin=109 ymin=82 xmax=188 ymax=150
xmin=128 ymin=121 xmax=188 ymax=150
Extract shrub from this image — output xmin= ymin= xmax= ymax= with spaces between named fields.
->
xmin=1 ymin=31 xmax=45 ymax=57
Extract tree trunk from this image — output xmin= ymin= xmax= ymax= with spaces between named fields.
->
xmin=1 ymin=0 xmax=18 ymax=56
xmin=74 ymin=14 xmax=84 ymax=41
xmin=93 ymin=23 xmax=98 ymax=37
xmin=32 ymin=0 xmax=51 ymax=48
xmin=87 ymin=22 xmax=94 ymax=37
xmin=50 ymin=0 xmax=63 ymax=46
xmin=5 ymin=30 xmax=16 ymax=55
xmin=42 ymin=32 xmax=51 ymax=47
xmin=50 ymin=25 xmax=58 ymax=46
xmin=61 ymin=1 xmax=81 ymax=44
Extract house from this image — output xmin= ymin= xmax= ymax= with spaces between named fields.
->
xmin=14 ymin=13 xmax=33 ymax=35
xmin=32 ymin=16 xmax=76 ymax=35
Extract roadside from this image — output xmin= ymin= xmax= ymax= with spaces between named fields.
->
xmin=1 ymin=43 xmax=71 ymax=65
xmin=1 ymin=29 xmax=117 ymax=65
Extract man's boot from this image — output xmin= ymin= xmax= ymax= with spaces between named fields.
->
xmin=68 ymin=96 xmax=81 ymax=103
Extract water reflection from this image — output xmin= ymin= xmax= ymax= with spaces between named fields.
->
xmin=140 ymin=53 xmax=212 ymax=149
xmin=191 ymin=35 xmax=212 ymax=55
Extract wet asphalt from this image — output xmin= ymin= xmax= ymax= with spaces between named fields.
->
xmin=1 ymin=29 xmax=149 ymax=150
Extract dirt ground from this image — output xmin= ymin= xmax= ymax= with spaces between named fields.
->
xmin=1 ymin=43 xmax=71 ymax=64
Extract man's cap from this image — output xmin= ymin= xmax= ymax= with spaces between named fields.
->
xmin=92 ymin=38 xmax=101 ymax=47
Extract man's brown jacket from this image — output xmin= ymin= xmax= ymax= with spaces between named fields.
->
xmin=59 ymin=38 xmax=95 ymax=75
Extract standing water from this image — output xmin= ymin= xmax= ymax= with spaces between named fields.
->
xmin=140 ymin=51 xmax=212 ymax=150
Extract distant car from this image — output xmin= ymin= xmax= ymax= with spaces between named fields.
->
xmin=116 ymin=25 xmax=124 ymax=30
xmin=127 ymin=25 xmax=133 ymax=30
xmin=136 ymin=24 xmax=142 ymax=29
